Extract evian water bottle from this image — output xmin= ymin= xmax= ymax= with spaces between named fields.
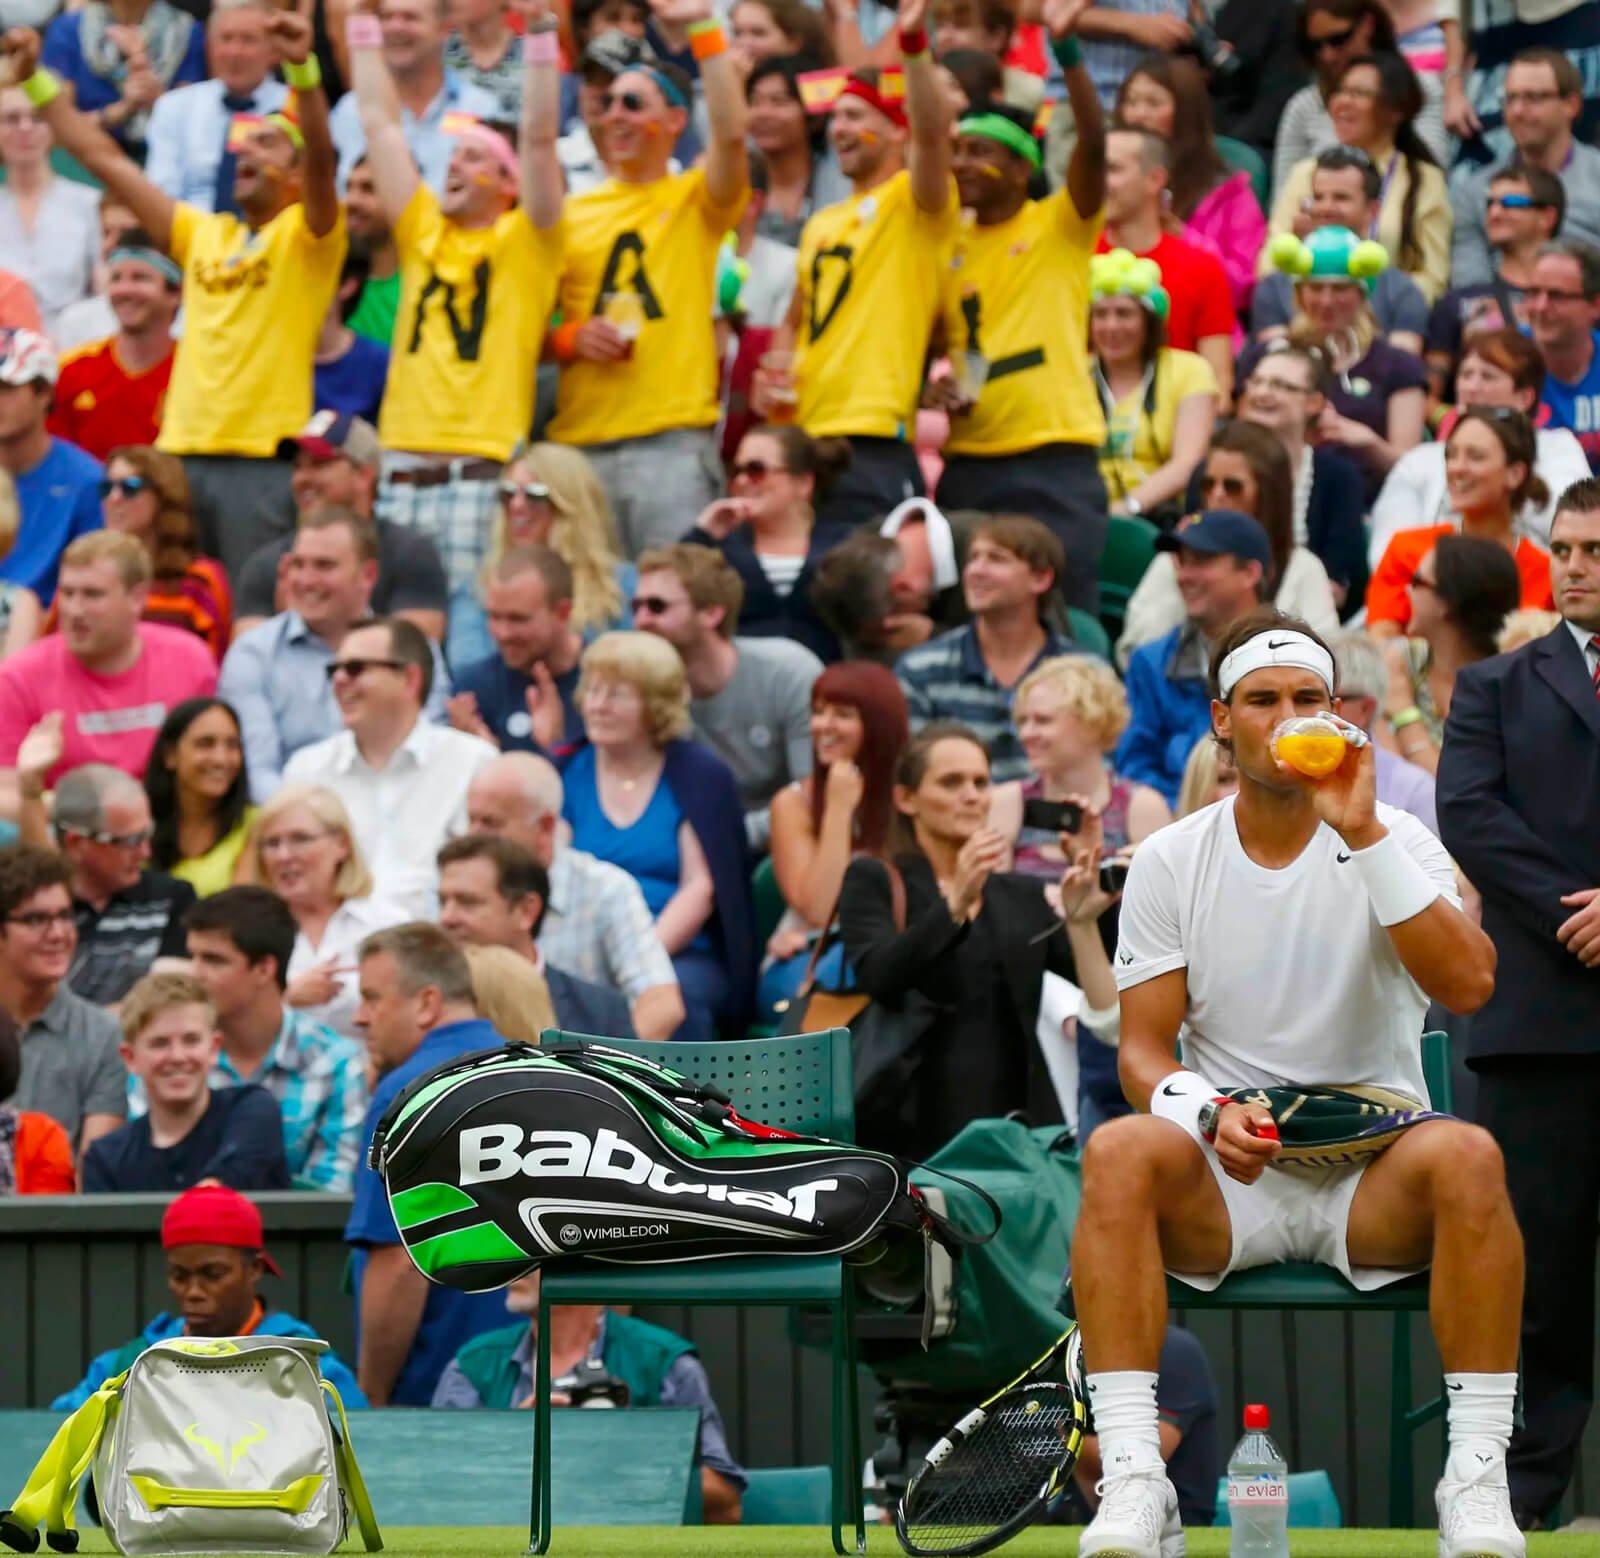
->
xmin=1227 ymin=1403 xmax=1289 ymax=1556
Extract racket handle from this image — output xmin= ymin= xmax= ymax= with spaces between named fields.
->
xmin=1251 ymin=1120 xmax=1279 ymax=1141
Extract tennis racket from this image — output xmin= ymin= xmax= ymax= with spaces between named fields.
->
xmin=896 ymin=1324 xmax=1087 ymax=1557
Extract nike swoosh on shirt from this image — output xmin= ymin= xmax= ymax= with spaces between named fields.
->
xmin=1336 ymin=852 xmax=1351 ymax=863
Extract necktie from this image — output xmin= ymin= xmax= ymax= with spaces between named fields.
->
xmin=214 ymin=91 xmax=255 ymax=218
xmin=1590 ymin=635 xmax=1600 ymax=699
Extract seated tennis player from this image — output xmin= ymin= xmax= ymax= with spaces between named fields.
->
xmin=1073 ymin=608 xmax=1524 ymax=1558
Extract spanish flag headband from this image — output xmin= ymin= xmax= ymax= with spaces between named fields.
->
xmin=837 ymin=69 xmax=907 ymax=129
xmin=228 ymin=103 xmax=304 ymax=153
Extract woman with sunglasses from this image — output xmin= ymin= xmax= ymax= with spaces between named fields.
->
xmin=1233 ymin=340 xmax=1368 ymax=610
xmin=241 ymin=783 xmax=408 ymax=1038
xmin=682 ymin=426 xmax=853 ymax=660
xmin=1119 ymin=420 xmax=1338 ymax=663
xmin=745 ymin=56 xmax=850 ymax=248
xmin=55 ymin=447 xmax=231 ymax=658
xmin=1091 ymin=251 xmax=1218 ymax=524
xmin=1368 ymin=407 xmax=1555 ymax=645
xmin=455 ymin=443 xmax=635 ymax=664
xmin=1374 ymin=533 xmax=1521 ymax=774
xmin=142 ymin=697 xmax=255 ymax=897
xmin=0 ymin=470 xmax=42 ymax=662
xmin=1373 ymin=327 xmax=1589 ymax=564
xmin=1274 ymin=0 xmax=1445 ymax=199
xmin=1114 ymin=55 xmax=1266 ymax=316
xmin=1269 ymin=50 xmax=1451 ymax=304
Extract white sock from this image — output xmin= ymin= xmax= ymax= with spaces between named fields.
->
xmin=1086 ymin=1370 xmax=1163 ymax=1476
xmin=1444 ymin=1372 xmax=1516 ymax=1477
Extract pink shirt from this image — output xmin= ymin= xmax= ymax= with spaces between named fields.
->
xmin=0 ymin=623 xmax=218 ymax=782
xmin=1184 ymin=170 xmax=1267 ymax=323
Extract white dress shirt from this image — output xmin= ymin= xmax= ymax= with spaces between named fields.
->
xmin=328 ymin=71 xmax=501 ymax=195
xmin=283 ymin=719 xmax=499 ymax=917
xmin=144 ymin=76 xmax=291 ymax=212
xmin=287 ymin=894 xmax=411 ymax=1038
xmin=1570 ymin=618 xmax=1600 ymax=682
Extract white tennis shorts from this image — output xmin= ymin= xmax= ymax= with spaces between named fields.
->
xmin=1168 ymin=1127 xmax=1428 ymax=1294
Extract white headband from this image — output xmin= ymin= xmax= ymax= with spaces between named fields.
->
xmin=880 ymin=498 xmax=960 ymax=592
xmin=1216 ymin=630 xmax=1336 ymax=701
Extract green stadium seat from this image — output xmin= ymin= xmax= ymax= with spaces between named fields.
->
xmin=530 ymin=1028 xmax=865 ymax=1556
xmin=751 ymin=855 xmax=787 ymax=951
xmin=1215 ymin=1468 xmax=1343 ymax=1528
xmin=1067 ymin=606 xmax=1113 ymax=661
xmin=1216 ymin=135 xmax=1270 ymax=212
xmin=741 ymin=1465 xmax=833 ymax=1525
xmin=1167 ymin=1031 xmax=1453 ymax=1527
xmin=1098 ymin=513 xmax=1161 ymax=642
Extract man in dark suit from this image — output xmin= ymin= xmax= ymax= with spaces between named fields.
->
xmin=435 ymin=834 xmax=635 ymax=1042
xmin=1437 ymin=477 xmax=1600 ymax=1530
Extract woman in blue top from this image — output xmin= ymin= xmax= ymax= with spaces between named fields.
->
xmin=562 ymin=632 xmax=754 ymax=1041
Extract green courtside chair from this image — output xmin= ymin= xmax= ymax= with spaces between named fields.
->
xmin=1099 ymin=513 xmax=1161 ymax=642
xmin=1067 ymin=606 xmax=1113 ymax=661
xmin=752 ymin=856 xmax=787 ymax=951
xmin=1217 ymin=134 xmax=1271 ymax=212
xmin=530 ymin=1028 xmax=865 ymax=1556
xmin=1165 ymin=1031 xmax=1453 ymax=1527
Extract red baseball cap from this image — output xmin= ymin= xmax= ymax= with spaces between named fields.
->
xmin=161 ymin=1185 xmax=283 ymax=1277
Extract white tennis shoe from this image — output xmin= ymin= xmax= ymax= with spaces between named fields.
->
xmin=1078 ymin=1464 xmax=1184 ymax=1558
xmin=1437 ymin=1454 xmax=1526 ymax=1558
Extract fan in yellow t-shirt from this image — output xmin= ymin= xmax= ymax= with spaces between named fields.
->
xmin=546 ymin=7 xmax=749 ymax=560
xmin=1 ymin=4 xmax=343 ymax=577
xmin=756 ymin=0 xmax=956 ymax=527
xmin=344 ymin=0 xmax=566 ymax=613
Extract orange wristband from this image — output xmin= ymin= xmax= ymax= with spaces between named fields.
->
xmin=550 ymin=320 xmax=581 ymax=363
xmin=689 ymin=21 xmax=727 ymax=60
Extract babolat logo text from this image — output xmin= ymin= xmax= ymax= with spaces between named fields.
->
xmin=458 ymin=1125 xmax=838 ymax=1223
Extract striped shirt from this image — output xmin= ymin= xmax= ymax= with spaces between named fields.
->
xmin=895 ymin=623 xmax=1077 ymax=784
xmin=1082 ymin=0 xmax=1187 ymax=109
xmin=128 ymin=1009 xmax=368 ymax=1192
xmin=538 ymin=847 xmax=678 ymax=1003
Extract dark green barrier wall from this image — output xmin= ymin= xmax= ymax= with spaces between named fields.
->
xmin=3 ymin=1196 xmax=1595 ymax=1527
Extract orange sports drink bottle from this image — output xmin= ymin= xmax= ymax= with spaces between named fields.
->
xmin=1272 ymin=716 xmax=1350 ymax=778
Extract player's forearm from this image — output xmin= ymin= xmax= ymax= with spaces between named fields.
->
xmin=357 ymin=1246 xmax=429 ymax=1404
xmin=1386 ymin=898 xmax=1496 ymax=1015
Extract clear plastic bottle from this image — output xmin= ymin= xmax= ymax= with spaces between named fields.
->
xmin=1227 ymin=1403 xmax=1289 ymax=1556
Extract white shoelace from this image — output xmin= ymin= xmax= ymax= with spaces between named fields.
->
xmin=1442 ymin=1463 xmax=1516 ymax=1535
xmin=1093 ymin=1468 xmax=1169 ymax=1541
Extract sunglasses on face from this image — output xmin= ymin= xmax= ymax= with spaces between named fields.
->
xmin=631 ymin=595 xmax=675 ymax=616
xmin=99 ymin=475 xmax=148 ymax=499
xmin=1310 ymin=22 xmax=1358 ymax=52
xmin=69 ymin=826 xmax=154 ymax=849
xmin=1488 ymin=193 xmax=1546 ymax=210
xmin=1201 ymin=473 xmax=1250 ymax=499
xmin=603 ymin=89 xmax=647 ymax=113
xmin=499 ymin=481 xmax=552 ymax=504
xmin=731 ymin=459 xmax=784 ymax=481
xmin=325 ymin=657 xmax=405 ymax=681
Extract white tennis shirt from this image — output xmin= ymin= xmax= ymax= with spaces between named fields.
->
xmin=1114 ymin=795 xmax=1459 ymax=1100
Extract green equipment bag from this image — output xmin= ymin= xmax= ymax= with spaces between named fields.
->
xmin=1 ymin=1334 xmax=382 ymax=1557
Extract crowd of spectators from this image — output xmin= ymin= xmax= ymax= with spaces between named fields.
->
xmin=0 ymin=0 xmax=1599 ymax=1528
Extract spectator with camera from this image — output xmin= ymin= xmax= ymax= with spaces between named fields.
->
xmin=433 ymin=1272 xmax=746 ymax=1522
xmin=84 ymin=971 xmax=289 ymax=1194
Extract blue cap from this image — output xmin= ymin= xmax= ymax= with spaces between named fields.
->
xmin=1154 ymin=509 xmax=1272 ymax=570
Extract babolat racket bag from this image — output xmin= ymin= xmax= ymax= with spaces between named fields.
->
xmin=369 ymin=1040 xmax=991 ymax=1292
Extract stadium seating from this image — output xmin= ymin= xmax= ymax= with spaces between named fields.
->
xmin=741 ymin=1465 xmax=834 ymax=1525
xmin=529 ymin=1028 xmax=866 ymax=1556
xmin=1067 ymin=606 xmax=1114 ymax=661
xmin=1216 ymin=135 xmax=1272 ymax=212
xmin=1166 ymin=1032 xmax=1453 ymax=1527
xmin=1098 ymin=514 xmax=1161 ymax=641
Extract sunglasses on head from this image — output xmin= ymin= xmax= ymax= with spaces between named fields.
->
xmin=603 ymin=89 xmax=648 ymax=113
xmin=731 ymin=459 xmax=783 ymax=481
xmin=99 ymin=475 xmax=147 ymax=499
xmin=499 ymin=481 xmax=552 ymax=504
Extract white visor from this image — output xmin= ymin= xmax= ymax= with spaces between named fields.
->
xmin=1216 ymin=630 xmax=1336 ymax=701
xmin=880 ymin=498 xmax=960 ymax=593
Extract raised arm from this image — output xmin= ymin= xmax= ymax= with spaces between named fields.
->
xmin=650 ymin=0 xmax=749 ymax=209
xmin=1043 ymin=0 xmax=1103 ymax=220
xmin=270 ymin=0 xmax=339 ymax=238
xmin=2 ymin=27 xmax=176 ymax=251
xmin=899 ymin=0 xmax=951 ymax=215
xmin=518 ymin=7 xmax=564 ymax=230
xmin=343 ymin=0 xmax=421 ymax=221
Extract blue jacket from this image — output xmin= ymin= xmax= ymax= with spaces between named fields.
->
xmin=1113 ymin=626 xmax=1214 ymax=807
xmin=51 ymin=1310 xmax=366 ymax=1412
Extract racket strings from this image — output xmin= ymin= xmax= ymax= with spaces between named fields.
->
xmin=900 ymin=1387 xmax=1079 ymax=1546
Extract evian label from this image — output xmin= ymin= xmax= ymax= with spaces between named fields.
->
xmin=458 ymin=1124 xmax=838 ymax=1223
xmin=1228 ymin=1475 xmax=1288 ymax=1504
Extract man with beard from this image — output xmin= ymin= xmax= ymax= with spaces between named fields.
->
xmin=1 ymin=3 xmax=345 ymax=576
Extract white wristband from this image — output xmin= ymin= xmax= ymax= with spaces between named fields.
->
xmin=1350 ymin=830 xmax=1440 ymax=927
xmin=1149 ymin=1070 xmax=1218 ymax=1138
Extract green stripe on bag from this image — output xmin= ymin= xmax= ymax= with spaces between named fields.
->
xmin=392 ymin=1182 xmax=479 ymax=1230
xmin=409 ymin=1220 xmax=529 ymax=1275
